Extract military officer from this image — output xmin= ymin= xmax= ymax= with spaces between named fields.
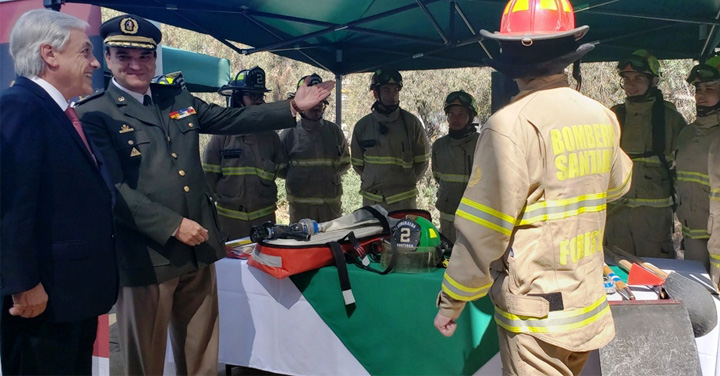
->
xmin=433 ymin=1 xmax=633 ymax=374
xmin=75 ymin=14 xmax=332 ymax=375
xmin=202 ymin=67 xmax=286 ymax=240
xmin=278 ymin=73 xmax=351 ymax=223
xmin=350 ymin=69 xmax=430 ymax=211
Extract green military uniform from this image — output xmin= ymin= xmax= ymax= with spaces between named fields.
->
xmin=77 ymin=82 xmax=296 ymax=286
xmin=351 ymin=108 xmax=430 ymax=212
xmin=278 ymin=118 xmax=350 ymax=223
xmin=606 ymin=98 xmax=686 ymax=258
xmin=675 ymin=113 xmax=720 ymax=269
xmin=431 ymin=131 xmax=480 ymax=242
xmin=202 ymin=132 xmax=285 ymax=240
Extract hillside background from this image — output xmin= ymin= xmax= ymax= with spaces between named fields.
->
xmin=102 ymin=9 xmax=698 ymax=229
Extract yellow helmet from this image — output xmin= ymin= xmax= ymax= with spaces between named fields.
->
xmin=687 ymin=55 xmax=720 ymax=85
xmin=617 ymin=49 xmax=661 ymax=77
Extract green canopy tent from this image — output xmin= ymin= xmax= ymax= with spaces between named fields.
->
xmin=161 ymin=45 xmax=231 ymax=92
xmin=64 ymin=0 xmax=720 ymax=122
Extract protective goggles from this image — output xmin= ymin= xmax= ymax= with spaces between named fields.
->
xmin=444 ymin=91 xmax=477 ymax=113
xmin=687 ymin=64 xmax=720 ymax=84
xmin=618 ymin=55 xmax=657 ymax=76
xmin=372 ymin=70 xmax=403 ymax=89
xmin=297 ymin=74 xmax=323 ymax=89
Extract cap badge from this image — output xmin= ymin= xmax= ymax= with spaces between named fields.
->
xmin=120 ymin=17 xmax=139 ymax=35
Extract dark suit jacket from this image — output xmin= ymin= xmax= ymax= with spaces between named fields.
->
xmin=0 ymin=77 xmax=117 ymax=323
xmin=76 ymin=82 xmax=296 ymax=286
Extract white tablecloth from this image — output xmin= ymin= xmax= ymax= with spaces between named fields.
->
xmin=210 ymin=258 xmax=720 ymax=375
xmin=216 ymin=258 xmax=368 ymax=375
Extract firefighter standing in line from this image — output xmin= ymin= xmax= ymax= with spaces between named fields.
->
xmin=433 ymin=0 xmax=633 ymax=374
xmin=605 ymin=50 xmax=687 ymax=258
xmin=674 ymin=57 xmax=720 ymax=271
xmin=431 ymin=90 xmax=480 ymax=242
xmin=351 ymin=70 xmax=430 ymax=211
xmin=279 ymin=74 xmax=350 ymax=223
xmin=202 ymin=67 xmax=286 ymax=240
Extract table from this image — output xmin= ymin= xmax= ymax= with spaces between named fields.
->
xmin=214 ymin=258 xmax=720 ymax=375
xmin=216 ymin=258 xmax=497 ymax=375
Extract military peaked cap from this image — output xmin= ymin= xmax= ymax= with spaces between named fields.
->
xmin=101 ymin=14 xmax=162 ymax=50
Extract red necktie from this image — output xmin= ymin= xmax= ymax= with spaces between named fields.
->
xmin=65 ymin=106 xmax=97 ymax=164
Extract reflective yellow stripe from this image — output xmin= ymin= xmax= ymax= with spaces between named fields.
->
xmin=517 ymin=193 xmax=607 ymax=226
xmin=363 ymin=155 xmax=413 ymax=168
xmin=456 ymin=198 xmax=515 ymax=236
xmin=511 ymin=0 xmax=528 ymax=13
xmin=711 ymin=188 xmax=720 ymax=201
xmin=360 ymin=188 xmax=418 ymax=204
xmin=414 ymin=153 xmax=430 ymax=163
xmin=677 ymin=170 xmax=710 ymax=187
xmin=632 ymin=156 xmax=663 ymax=164
xmin=216 ymin=204 xmax=276 ymax=221
xmin=202 ymin=163 xmax=222 ymax=173
xmin=441 ymin=273 xmax=491 ymax=301
xmin=711 ymin=253 xmax=720 ymax=270
xmin=624 ymin=196 xmax=674 ymax=208
xmin=539 ymin=0 xmax=557 ymax=11
xmin=287 ymin=195 xmax=341 ymax=205
xmin=220 ymin=166 xmax=276 ymax=181
xmin=682 ymin=225 xmax=710 ymax=240
xmin=290 ymin=158 xmax=337 ymax=167
xmin=494 ymin=295 xmax=610 ymax=334
xmin=440 ymin=211 xmax=455 ymax=222
xmin=436 ymin=172 xmax=470 ymax=183
xmin=351 ymin=157 xmax=364 ymax=166
xmin=608 ymin=170 xmax=632 ymax=201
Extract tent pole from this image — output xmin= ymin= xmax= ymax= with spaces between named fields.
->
xmin=335 ymin=74 xmax=342 ymax=130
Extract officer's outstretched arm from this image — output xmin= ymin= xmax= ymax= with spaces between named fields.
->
xmin=192 ymin=92 xmax=296 ymax=135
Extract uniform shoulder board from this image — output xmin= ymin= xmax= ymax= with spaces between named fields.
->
xmin=75 ymin=90 xmax=106 ymax=106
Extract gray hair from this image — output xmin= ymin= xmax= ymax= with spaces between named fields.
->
xmin=9 ymin=9 xmax=89 ymax=77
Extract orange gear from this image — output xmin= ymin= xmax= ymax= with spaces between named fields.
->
xmin=499 ymin=0 xmax=575 ymax=36
xmin=479 ymin=0 xmax=593 ymax=80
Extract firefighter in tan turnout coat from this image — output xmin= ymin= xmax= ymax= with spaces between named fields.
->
xmin=605 ymin=50 xmax=687 ymax=258
xmin=202 ymin=67 xmax=286 ymax=240
xmin=431 ymin=90 xmax=480 ymax=242
xmin=433 ymin=1 xmax=633 ymax=375
xmin=351 ymin=69 xmax=430 ymax=211
xmin=675 ymin=56 xmax=720 ymax=270
xmin=279 ymin=74 xmax=350 ymax=223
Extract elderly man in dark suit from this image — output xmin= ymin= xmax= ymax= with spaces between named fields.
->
xmin=0 ymin=9 xmax=117 ymax=375
xmin=75 ymin=14 xmax=333 ymax=375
